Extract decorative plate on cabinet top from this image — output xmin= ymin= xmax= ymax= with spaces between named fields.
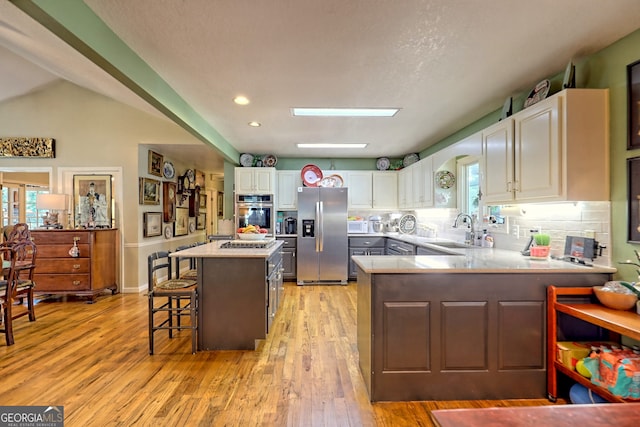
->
xmin=318 ymin=174 xmax=344 ymax=188
xmin=435 ymin=170 xmax=456 ymax=189
xmin=301 ymin=164 xmax=323 ymax=187
xmin=376 ymin=157 xmax=390 ymax=171
xmin=163 ymin=161 xmax=175 ymax=179
xmin=403 ymin=153 xmax=420 ymax=167
xmin=523 ymin=79 xmax=551 ymax=108
xmin=262 ymin=154 xmax=277 ymax=167
xmin=240 ymin=153 xmax=254 ymax=167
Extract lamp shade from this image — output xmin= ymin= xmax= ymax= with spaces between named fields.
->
xmin=36 ymin=193 xmax=67 ymax=211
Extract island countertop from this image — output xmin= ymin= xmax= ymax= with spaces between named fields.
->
xmin=170 ymin=239 xmax=283 ymax=258
xmin=352 ymin=247 xmax=616 ymax=274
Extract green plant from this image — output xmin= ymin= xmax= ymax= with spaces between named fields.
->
xmin=619 ymin=281 xmax=640 ymax=298
xmin=534 ymin=233 xmax=551 ymax=246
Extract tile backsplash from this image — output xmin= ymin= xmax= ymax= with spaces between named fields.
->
xmin=413 ymin=201 xmax=611 ymax=265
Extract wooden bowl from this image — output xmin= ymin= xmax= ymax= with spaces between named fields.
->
xmin=593 ymin=286 xmax=638 ymax=310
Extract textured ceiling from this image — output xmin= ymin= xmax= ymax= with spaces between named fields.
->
xmin=2 ymin=0 xmax=640 ymax=173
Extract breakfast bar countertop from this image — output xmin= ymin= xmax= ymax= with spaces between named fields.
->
xmin=352 ymin=247 xmax=616 ymax=274
xmin=170 ymin=239 xmax=284 ymax=258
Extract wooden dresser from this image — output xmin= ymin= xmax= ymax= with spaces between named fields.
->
xmin=30 ymin=229 xmax=118 ymax=303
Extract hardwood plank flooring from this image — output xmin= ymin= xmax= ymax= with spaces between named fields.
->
xmin=0 ymin=282 xmax=563 ymax=426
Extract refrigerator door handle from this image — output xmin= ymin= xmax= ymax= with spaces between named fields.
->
xmin=315 ymin=201 xmax=321 ymax=252
xmin=318 ymin=201 xmax=324 ymax=252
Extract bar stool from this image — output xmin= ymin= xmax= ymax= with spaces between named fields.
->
xmin=148 ymin=251 xmax=198 ymax=354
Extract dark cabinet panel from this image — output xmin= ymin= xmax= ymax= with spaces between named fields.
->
xmin=382 ymin=301 xmax=430 ymax=371
xmin=498 ymin=301 xmax=544 ymax=370
xmin=441 ymin=301 xmax=488 ymax=370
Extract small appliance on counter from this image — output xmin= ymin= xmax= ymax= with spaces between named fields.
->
xmin=348 ymin=220 xmax=369 ymax=234
xmin=368 ymin=216 xmax=383 ymax=233
xmin=285 ymin=217 xmax=297 ymax=234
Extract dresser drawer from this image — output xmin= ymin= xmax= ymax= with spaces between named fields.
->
xmin=35 ymin=244 xmax=90 ymax=258
xmin=34 ymin=274 xmax=90 ymax=291
xmin=31 ymin=232 xmax=91 ymax=245
xmin=36 ymin=259 xmax=90 ymax=274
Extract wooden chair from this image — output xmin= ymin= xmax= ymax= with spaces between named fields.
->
xmin=2 ymin=223 xmax=31 ymax=246
xmin=174 ymin=244 xmax=198 ymax=281
xmin=148 ymin=251 xmax=198 ymax=354
xmin=0 ymin=241 xmax=37 ymax=345
xmin=12 ymin=240 xmax=37 ymax=322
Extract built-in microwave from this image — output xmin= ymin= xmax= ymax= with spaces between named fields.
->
xmin=348 ymin=220 xmax=369 ymax=234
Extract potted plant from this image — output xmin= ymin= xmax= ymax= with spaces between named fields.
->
xmin=530 ymin=233 xmax=551 ymax=259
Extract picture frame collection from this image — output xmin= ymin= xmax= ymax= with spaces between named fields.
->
xmin=141 ymin=149 xmax=207 ymax=238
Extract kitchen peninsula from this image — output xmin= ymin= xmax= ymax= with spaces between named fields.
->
xmin=353 ymin=247 xmax=616 ymax=402
xmin=172 ymin=239 xmax=284 ymax=350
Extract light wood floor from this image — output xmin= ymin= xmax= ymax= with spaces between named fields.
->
xmin=0 ymin=282 xmax=562 ymax=426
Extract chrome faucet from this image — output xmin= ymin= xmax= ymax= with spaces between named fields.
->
xmin=453 ymin=213 xmax=476 ymax=245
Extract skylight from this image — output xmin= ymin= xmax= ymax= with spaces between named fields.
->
xmin=291 ymin=108 xmax=399 ymax=117
xmin=297 ymin=143 xmax=367 ymax=149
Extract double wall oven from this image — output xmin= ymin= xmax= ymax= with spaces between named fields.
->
xmin=235 ymin=194 xmax=275 ymax=236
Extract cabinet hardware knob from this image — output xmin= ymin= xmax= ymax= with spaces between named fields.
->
xmin=73 ymin=264 xmax=80 ymax=269
xmin=72 ymin=281 xmax=81 ymax=286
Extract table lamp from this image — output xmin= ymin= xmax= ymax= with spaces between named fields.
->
xmin=36 ymin=193 xmax=68 ymax=229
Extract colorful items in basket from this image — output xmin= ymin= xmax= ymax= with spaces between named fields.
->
xmin=582 ymin=345 xmax=640 ymax=400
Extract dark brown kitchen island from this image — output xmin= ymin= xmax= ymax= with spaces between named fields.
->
xmin=353 ymin=250 xmax=615 ymax=402
xmin=172 ymin=239 xmax=284 ymax=350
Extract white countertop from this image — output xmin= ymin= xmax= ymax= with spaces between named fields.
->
xmin=352 ymin=247 xmax=616 ymax=274
xmin=170 ymin=240 xmax=284 ymax=258
xmin=350 ymin=233 xmax=616 ymax=274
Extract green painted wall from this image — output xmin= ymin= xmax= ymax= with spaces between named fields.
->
xmin=414 ymin=28 xmax=640 ymax=278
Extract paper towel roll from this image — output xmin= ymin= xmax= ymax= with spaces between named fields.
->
xmin=218 ymin=219 xmax=234 ymax=235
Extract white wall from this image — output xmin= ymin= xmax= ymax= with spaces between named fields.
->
xmin=0 ymin=80 xmax=212 ymax=292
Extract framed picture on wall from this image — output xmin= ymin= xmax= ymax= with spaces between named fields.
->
xmin=628 ymin=59 xmax=640 ymax=150
xmin=148 ymin=150 xmax=163 ymax=176
xmin=627 ymin=156 xmax=640 ymax=242
xmin=143 ymin=212 xmax=162 ymax=237
xmin=197 ymin=212 xmax=206 ymax=230
xmin=73 ymin=174 xmax=112 ymax=228
xmin=139 ymin=177 xmax=160 ymax=205
xmin=174 ymin=207 xmax=189 ymax=236
xmin=162 ymin=181 xmax=176 ymax=222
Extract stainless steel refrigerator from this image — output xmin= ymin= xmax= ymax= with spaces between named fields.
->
xmin=297 ymin=187 xmax=348 ymax=285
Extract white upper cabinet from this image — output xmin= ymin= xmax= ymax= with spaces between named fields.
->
xmin=482 ymin=89 xmax=609 ymax=204
xmin=347 ymin=171 xmax=373 ymax=208
xmin=482 ymin=118 xmax=515 ymax=203
xmin=372 ymin=172 xmax=397 ymax=209
xmin=397 ymin=167 xmax=411 ymax=209
xmin=276 ymin=170 xmax=301 ymax=210
xmin=411 ymin=157 xmax=433 ymax=208
xmin=235 ymin=167 xmax=276 ymax=194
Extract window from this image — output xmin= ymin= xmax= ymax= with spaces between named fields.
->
xmin=2 ymin=185 xmax=49 ymax=228
xmin=457 ymin=156 xmax=481 ymax=218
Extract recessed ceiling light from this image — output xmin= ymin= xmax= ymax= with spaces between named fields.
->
xmin=297 ymin=143 xmax=367 ymax=149
xmin=248 ymin=121 xmax=261 ymax=127
xmin=234 ymin=95 xmax=250 ymax=105
xmin=291 ymin=108 xmax=399 ymax=117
